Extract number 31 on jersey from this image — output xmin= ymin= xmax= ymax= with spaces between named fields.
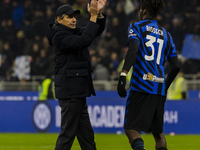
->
xmin=145 ymin=35 xmax=164 ymax=65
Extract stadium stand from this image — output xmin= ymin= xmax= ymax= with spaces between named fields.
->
xmin=0 ymin=0 xmax=200 ymax=91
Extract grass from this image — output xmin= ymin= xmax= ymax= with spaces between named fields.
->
xmin=0 ymin=133 xmax=200 ymax=150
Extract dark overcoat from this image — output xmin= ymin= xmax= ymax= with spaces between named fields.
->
xmin=47 ymin=17 xmax=106 ymax=99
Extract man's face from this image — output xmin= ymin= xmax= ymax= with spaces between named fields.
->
xmin=57 ymin=13 xmax=77 ymax=29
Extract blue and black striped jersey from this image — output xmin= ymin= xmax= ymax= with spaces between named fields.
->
xmin=128 ymin=19 xmax=177 ymax=96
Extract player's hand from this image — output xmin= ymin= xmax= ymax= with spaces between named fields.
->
xmin=117 ymin=76 xmax=127 ymax=98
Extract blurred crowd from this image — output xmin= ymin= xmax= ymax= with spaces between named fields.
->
xmin=0 ymin=0 xmax=200 ymax=82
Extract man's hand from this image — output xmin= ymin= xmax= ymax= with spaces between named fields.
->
xmin=117 ymin=76 xmax=127 ymax=98
xmin=87 ymin=0 xmax=98 ymax=22
xmin=98 ymin=0 xmax=107 ymax=12
xmin=87 ymin=0 xmax=98 ymax=16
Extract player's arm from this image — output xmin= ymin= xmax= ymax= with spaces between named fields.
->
xmin=165 ymin=32 xmax=180 ymax=94
xmin=122 ymin=40 xmax=139 ymax=73
xmin=181 ymin=79 xmax=187 ymax=99
xmin=117 ymin=40 xmax=139 ymax=98
xmin=165 ymin=56 xmax=180 ymax=92
xmin=182 ymin=92 xmax=187 ymax=99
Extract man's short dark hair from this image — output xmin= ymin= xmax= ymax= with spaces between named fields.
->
xmin=139 ymin=0 xmax=166 ymax=18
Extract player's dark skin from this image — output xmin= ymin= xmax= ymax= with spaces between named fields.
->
xmin=124 ymin=7 xmax=167 ymax=149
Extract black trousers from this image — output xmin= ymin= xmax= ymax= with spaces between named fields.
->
xmin=55 ymin=98 xmax=96 ymax=150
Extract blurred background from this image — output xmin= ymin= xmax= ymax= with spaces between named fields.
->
xmin=0 ymin=0 xmax=200 ymax=135
xmin=0 ymin=0 xmax=200 ymax=91
xmin=0 ymin=0 xmax=200 ymax=92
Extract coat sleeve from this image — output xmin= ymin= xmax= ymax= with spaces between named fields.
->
xmin=53 ymin=21 xmax=100 ymax=51
xmin=95 ymin=14 xmax=107 ymax=37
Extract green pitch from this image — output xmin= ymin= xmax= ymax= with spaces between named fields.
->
xmin=0 ymin=133 xmax=200 ymax=150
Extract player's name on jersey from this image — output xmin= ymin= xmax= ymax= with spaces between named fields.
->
xmin=146 ymin=25 xmax=163 ymax=36
xmin=143 ymin=73 xmax=164 ymax=83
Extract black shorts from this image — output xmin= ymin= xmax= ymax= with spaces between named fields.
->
xmin=124 ymin=91 xmax=166 ymax=134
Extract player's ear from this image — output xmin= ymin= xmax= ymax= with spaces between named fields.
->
xmin=143 ymin=9 xmax=147 ymax=15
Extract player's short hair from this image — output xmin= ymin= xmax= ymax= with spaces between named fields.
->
xmin=139 ymin=0 xmax=166 ymax=18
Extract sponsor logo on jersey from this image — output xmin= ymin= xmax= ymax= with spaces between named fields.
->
xmin=143 ymin=73 xmax=164 ymax=83
xmin=128 ymin=29 xmax=138 ymax=38
xmin=146 ymin=25 xmax=163 ymax=36
xmin=129 ymin=29 xmax=133 ymax=34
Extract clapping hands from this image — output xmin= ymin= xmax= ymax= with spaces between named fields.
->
xmin=87 ymin=0 xmax=107 ymax=14
xmin=98 ymin=0 xmax=107 ymax=12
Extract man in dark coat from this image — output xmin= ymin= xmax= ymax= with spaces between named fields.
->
xmin=47 ymin=0 xmax=107 ymax=149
